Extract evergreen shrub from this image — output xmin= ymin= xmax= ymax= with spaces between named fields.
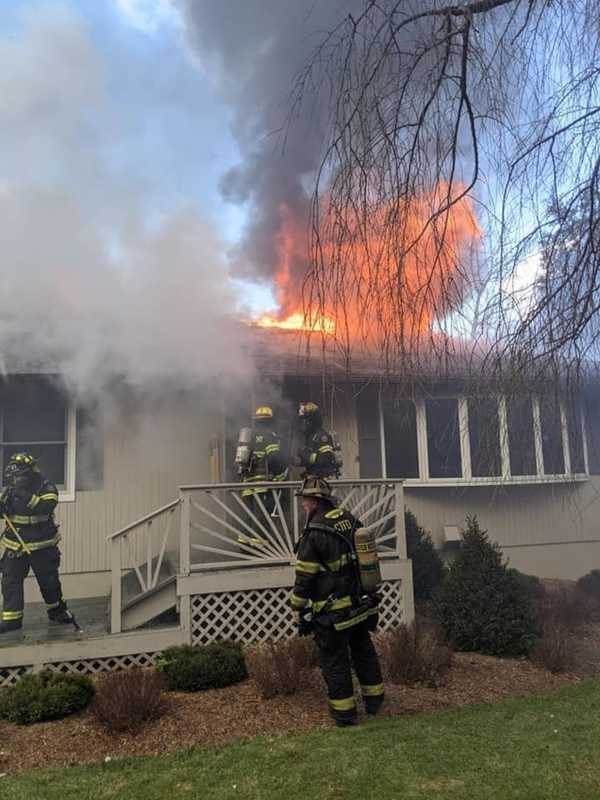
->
xmin=0 ymin=672 xmax=94 ymax=725
xmin=577 ymin=569 xmax=600 ymax=599
xmin=405 ymin=509 xmax=446 ymax=601
xmin=157 ymin=641 xmax=247 ymax=692
xmin=433 ymin=515 xmax=538 ymax=656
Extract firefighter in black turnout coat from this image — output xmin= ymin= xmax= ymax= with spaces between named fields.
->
xmin=296 ymin=402 xmax=338 ymax=479
xmin=0 ymin=453 xmax=73 ymax=633
xmin=290 ymin=478 xmax=384 ymax=725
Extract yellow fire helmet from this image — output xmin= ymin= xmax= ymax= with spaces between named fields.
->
xmin=295 ymin=476 xmax=335 ymax=503
xmin=253 ymin=405 xmax=274 ymax=420
xmin=299 ymin=401 xmax=319 ymax=417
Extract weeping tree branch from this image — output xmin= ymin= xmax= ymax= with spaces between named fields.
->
xmin=293 ymin=0 xmax=600 ymax=393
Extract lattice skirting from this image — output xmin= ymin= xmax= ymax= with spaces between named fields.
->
xmin=0 ymin=666 xmax=32 ymax=688
xmin=0 ymin=652 xmax=161 ymax=689
xmin=191 ymin=579 xmax=405 ymax=646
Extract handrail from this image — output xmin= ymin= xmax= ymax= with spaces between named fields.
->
xmin=106 ymin=498 xmax=181 ymax=541
xmin=179 ymin=478 xmax=404 ymax=491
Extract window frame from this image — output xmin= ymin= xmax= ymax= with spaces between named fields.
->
xmin=379 ymin=390 xmax=589 ymax=486
xmin=0 ymin=382 xmax=77 ymax=502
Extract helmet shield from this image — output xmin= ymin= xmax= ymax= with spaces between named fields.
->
xmin=4 ymin=453 xmax=37 ymax=487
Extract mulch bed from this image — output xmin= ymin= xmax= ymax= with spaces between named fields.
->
xmin=0 ymin=652 xmax=581 ymax=776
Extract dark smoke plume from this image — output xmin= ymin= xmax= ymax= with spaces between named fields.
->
xmin=177 ymin=0 xmax=362 ymax=299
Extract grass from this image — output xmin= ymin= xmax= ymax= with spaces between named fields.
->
xmin=4 ymin=680 xmax=600 ymax=800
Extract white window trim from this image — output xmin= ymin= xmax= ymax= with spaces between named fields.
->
xmin=60 ymin=403 xmax=77 ymax=502
xmin=379 ymin=393 xmax=589 ymax=488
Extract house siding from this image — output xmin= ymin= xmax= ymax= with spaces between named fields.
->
xmin=55 ymin=393 xmax=223 ymax=575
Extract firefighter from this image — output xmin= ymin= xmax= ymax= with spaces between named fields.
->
xmin=0 ymin=453 xmax=73 ymax=633
xmin=238 ymin=406 xmax=287 ymax=518
xmin=296 ymin=402 xmax=339 ymax=479
xmin=290 ymin=477 xmax=384 ymax=726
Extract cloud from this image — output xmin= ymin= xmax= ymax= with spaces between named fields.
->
xmin=0 ymin=4 xmax=247 ymax=398
xmin=113 ymin=0 xmax=180 ymax=34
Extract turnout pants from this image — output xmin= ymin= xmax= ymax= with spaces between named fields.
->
xmin=1 ymin=545 xmax=65 ymax=625
xmin=314 ymin=619 xmax=384 ymax=723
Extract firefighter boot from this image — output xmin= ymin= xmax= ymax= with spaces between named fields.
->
xmin=47 ymin=601 xmax=73 ymax=625
xmin=0 ymin=620 xmax=23 ymax=634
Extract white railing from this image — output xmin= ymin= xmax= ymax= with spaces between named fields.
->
xmin=107 ymin=499 xmax=181 ymax=633
xmin=178 ymin=479 xmax=406 ymax=573
xmin=107 ymin=479 xmax=406 ymax=634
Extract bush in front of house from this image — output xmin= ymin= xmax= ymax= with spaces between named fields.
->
xmin=433 ymin=515 xmax=538 ymax=657
xmin=157 ymin=641 xmax=247 ymax=692
xmin=246 ymin=638 xmax=319 ymax=699
xmin=0 ymin=671 xmax=94 ymax=725
xmin=577 ymin=569 xmax=600 ymax=600
xmin=91 ymin=667 xmax=165 ymax=734
xmin=405 ymin=509 xmax=446 ymax=602
xmin=376 ymin=620 xmax=453 ymax=688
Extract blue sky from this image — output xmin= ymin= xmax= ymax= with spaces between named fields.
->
xmin=0 ymin=0 xmax=276 ymax=312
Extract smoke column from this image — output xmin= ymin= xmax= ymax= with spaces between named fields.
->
xmin=0 ymin=4 xmax=247 ymax=400
xmin=177 ymin=0 xmax=363 ymax=302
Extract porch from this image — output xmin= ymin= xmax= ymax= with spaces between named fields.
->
xmin=0 ymin=479 xmax=414 ymax=687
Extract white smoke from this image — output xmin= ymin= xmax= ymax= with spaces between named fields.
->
xmin=0 ymin=4 xmax=247 ymax=401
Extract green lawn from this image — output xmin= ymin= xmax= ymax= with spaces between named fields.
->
xmin=4 ymin=680 xmax=600 ymax=800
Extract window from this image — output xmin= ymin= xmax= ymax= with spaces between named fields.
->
xmin=507 ymin=396 xmax=536 ymax=476
xmin=356 ymin=386 xmax=382 ymax=478
xmin=376 ymin=388 xmax=590 ymax=484
xmin=564 ymin=395 xmax=586 ymax=474
xmin=0 ymin=377 xmax=74 ymax=493
xmin=383 ymin=398 xmax=419 ymax=478
xmin=426 ymin=398 xmax=462 ymax=478
xmin=539 ymin=395 xmax=565 ymax=475
xmin=468 ymin=397 xmax=501 ymax=477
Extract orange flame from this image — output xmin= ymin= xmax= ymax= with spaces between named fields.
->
xmin=254 ymin=184 xmax=481 ymax=340
xmin=256 ymin=312 xmax=336 ymax=334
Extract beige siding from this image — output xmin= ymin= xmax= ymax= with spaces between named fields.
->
xmin=405 ymin=477 xmax=600 ymax=579
xmin=55 ymin=392 xmax=223 ymax=575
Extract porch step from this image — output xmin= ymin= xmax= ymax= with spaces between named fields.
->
xmin=115 ymin=556 xmax=179 ymax=631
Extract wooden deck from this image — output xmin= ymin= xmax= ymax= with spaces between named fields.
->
xmin=0 ymin=596 xmax=109 ymax=649
xmin=0 ymin=597 xmax=187 ymax=684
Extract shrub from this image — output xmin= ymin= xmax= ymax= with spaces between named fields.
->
xmin=91 ymin=668 xmax=164 ymax=734
xmin=0 ymin=672 xmax=94 ymax=725
xmin=246 ymin=638 xmax=319 ymax=699
xmin=530 ymin=583 xmax=589 ymax=673
xmin=577 ymin=569 xmax=600 ymax=599
xmin=157 ymin=641 xmax=247 ymax=692
xmin=433 ymin=515 xmax=538 ymax=657
xmin=405 ymin=509 xmax=446 ymax=602
xmin=376 ymin=621 xmax=453 ymax=687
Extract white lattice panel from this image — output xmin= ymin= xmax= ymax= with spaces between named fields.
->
xmin=191 ymin=579 xmax=404 ymax=645
xmin=378 ymin=580 xmax=404 ymax=630
xmin=43 ymin=652 xmax=160 ymax=676
xmin=0 ymin=666 xmax=32 ymax=689
xmin=191 ymin=587 xmax=296 ymax=646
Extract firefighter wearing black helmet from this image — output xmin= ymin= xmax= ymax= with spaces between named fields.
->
xmin=297 ymin=402 xmax=339 ymax=479
xmin=290 ymin=477 xmax=384 ymax=726
xmin=0 ymin=453 xmax=73 ymax=633
xmin=238 ymin=406 xmax=287 ymax=517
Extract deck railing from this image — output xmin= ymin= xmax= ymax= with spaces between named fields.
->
xmin=107 ymin=499 xmax=181 ymax=633
xmin=178 ymin=479 xmax=406 ymax=573
xmin=107 ymin=479 xmax=406 ymax=634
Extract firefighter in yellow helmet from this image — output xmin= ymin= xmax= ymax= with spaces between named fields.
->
xmin=296 ymin=402 xmax=340 ymax=479
xmin=0 ymin=453 xmax=76 ymax=634
xmin=236 ymin=406 xmax=287 ymax=517
xmin=290 ymin=477 xmax=384 ymax=726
